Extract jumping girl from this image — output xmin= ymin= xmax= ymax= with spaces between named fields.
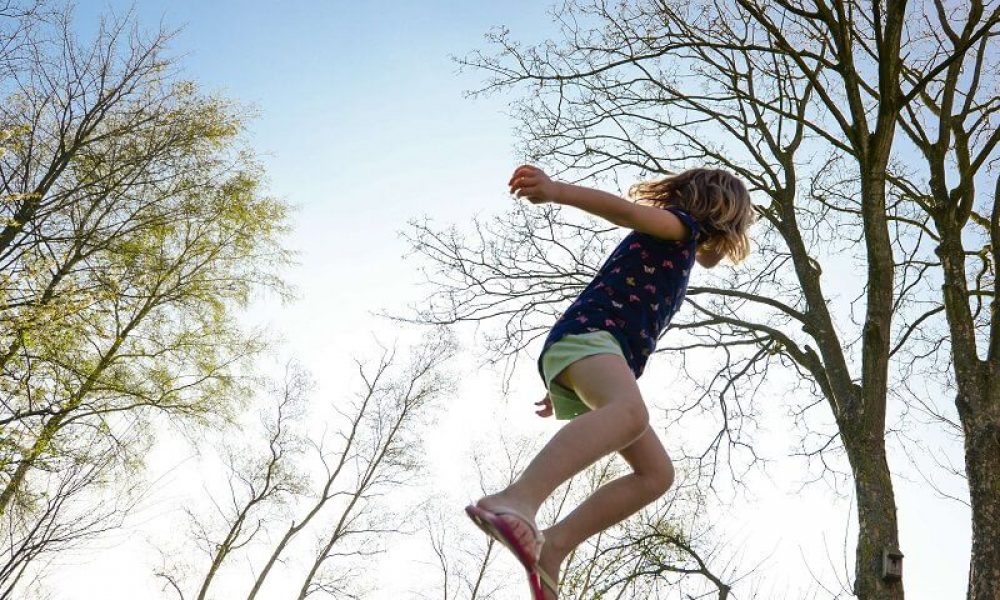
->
xmin=464 ymin=164 xmax=755 ymax=599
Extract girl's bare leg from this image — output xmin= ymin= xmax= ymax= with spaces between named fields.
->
xmin=475 ymin=353 xmax=674 ymax=581
xmin=536 ymin=428 xmax=674 ymax=598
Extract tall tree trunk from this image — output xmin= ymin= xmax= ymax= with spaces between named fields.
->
xmin=842 ymin=430 xmax=904 ymax=600
xmin=962 ymin=394 xmax=1000 ymax=600
xmin=845 ymin=143 xmax=902 ymax=598
xmin=936 ymin=197 xmax=1000 ymax=599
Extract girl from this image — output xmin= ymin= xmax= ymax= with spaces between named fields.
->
xmin=465 ymin=164 xmax=755 ymax=599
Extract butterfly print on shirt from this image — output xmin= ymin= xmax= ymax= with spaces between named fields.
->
xmin=539 ymin=206 xmax=702 ymax=381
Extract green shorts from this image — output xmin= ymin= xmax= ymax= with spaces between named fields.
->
xmin=540 ymin=330 xmax=626 ymax=420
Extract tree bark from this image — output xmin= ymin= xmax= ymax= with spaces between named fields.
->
xmin=963 ymin=397 xmax=1000 ymax=600
xmin=842 ymin=429 xmax=904 ymax=600
xmin=933 ymin=200 xmax=1000 ymax=600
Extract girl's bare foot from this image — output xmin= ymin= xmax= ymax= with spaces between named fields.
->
xmin=475 ymin=491 xmax=542 ymax=558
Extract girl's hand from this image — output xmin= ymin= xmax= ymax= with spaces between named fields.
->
xmin=508 ymin=164 xmax=561 ymax=204
xmin=534 ymin=393 xmax=553 ymax=418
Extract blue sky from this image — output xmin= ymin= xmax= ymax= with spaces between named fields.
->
xmin=49 ymin=3 xmax=972 ymax=599
xmin=72 ymin=0 xmax=564 ymax=370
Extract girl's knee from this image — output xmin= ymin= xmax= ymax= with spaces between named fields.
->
xmin=615 ymin=399 xmax=649 ymax=440
xmin=659 ymin=455 xmax=676 ymax=494
xmin=644 ymin=455 xmax=674 ymax=497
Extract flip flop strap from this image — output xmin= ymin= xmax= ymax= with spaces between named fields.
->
xmin=536 ymin=566 xmax=559 ymax=594
xmin=493 ymin=507 xmax=545 ymax=544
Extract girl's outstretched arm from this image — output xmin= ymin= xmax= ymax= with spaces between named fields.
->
xmin=508 ymin=165 xmax=692 ymax=243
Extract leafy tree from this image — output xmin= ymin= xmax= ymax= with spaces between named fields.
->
xmin=0 ymin=4 xmax=292 ymax=593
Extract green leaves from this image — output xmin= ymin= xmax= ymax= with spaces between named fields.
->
xmin=0 ymin=5 xmax=293 ymax=567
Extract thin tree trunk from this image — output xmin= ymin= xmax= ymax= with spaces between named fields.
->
xmin=246 ymin=524 xmax=296 ymax=600
xmin=962 ymin=398 xmax=1000 ymax=600
xmin=196 ymin=511 xmax=249 ymax=600
xmin=847 ymin=162 xmax=903 ymax=600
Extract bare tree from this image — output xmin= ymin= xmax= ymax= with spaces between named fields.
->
xmin=401 ymin=1 xmax=1000 ymax=598
xmin=419 ymin=501 xmax=504 ymax=600
xmin=156 ymin=330 xmax=457 ymax=600
xmin=294 ymin=332 xmax=456 ymax=599
xmin=887 ymin=4 xmax=1000 ymax=599
xmin=539 ymin=457 xmax=762 ymax=600
xmin=155 ymin=362 xmax=309 ymax=600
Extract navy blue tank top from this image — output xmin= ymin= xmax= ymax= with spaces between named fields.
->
xmin=537 ymin=205 xmax=702 ymax=380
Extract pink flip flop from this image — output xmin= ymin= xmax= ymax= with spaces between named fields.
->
xmin=464 ymin=503 xmax=546 ymax=598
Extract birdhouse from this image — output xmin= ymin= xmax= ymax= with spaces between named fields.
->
xmin=881 ymin=548 xmax=904 ymax=582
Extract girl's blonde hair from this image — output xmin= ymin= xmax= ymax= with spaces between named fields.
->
xmin=628 ymin=168 xmax=756 ymax=264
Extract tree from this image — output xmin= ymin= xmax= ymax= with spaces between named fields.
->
xmin=156 ymin=330 xmax=457 ymax=600
xmin=888 ymin=4 xmax=1000 ymax=599
xmin=0 ymin=439 xmax=143 ymax=599
xmin=403 ymin=1 xmax=1000 ymax=598
xmin=0 ymin=4 xmax=292 ymax=593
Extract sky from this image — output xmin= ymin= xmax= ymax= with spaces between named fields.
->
xmin=43 ymin=2 xmax=972 ymax=599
